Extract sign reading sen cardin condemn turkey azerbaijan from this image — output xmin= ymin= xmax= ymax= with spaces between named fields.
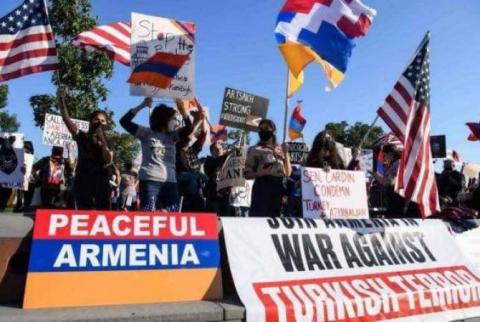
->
xmin=220 ymin=87 xmax=269 ymax=132
xmin=23 ymin=210 xmax=222 ymax=309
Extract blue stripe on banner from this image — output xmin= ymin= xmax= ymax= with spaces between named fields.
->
xmin=289 ymin=119 xmax=304 ymax=132
xmin=28 ymin=240 xmax=220 ymax=272
xmin=298 ymin=21 xmax=354 ymax=73
xmin=133 ymin=62 xmax=180 ymax=78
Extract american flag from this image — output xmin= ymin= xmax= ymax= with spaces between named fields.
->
xmin=377 ymin=32 xmax=440 ymax=217
xmin=72 ymin=22 xmax=130 ymax=66
xmin=373 ymin=132 xmax=404 ymax=151
xmin=0 ymin=0 xmax=58 ymax=82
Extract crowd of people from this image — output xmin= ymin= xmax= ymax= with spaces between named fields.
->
xmin=1 ymin=89 xmax=479 ymax=219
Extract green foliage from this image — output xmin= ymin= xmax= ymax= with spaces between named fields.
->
xmin=111 ymin=132 xmax=140 ymax=169
xmin=325 ymin=121 xmax=383 ymax=148
xmin=0 ymin=85 xmax=20 ymax=132
xmin=227 ymin=129 xmax=251 ymax=145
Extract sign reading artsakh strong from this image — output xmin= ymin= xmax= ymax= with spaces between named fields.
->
xmin=23 ymin=210 xmax=222 ymax=309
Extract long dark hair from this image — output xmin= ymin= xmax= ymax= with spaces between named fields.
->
xmin=150 ymin=104 xmax=176 ymax=132
xmin=258 ymin=119 xmax=277 ymax=146
xmin=306 ymin=130 xmax=345 ymax=169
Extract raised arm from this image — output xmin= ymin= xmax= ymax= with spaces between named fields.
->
xmin=120 ymin=97 xmax=152 ymax=135
xmin=176 ymin=99 xmax=193 ymax=138
xmin=57 ymin=87 xmax=78 ymax=136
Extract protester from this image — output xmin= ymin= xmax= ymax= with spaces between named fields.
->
xmin=120 ymin=97 xmax=192 ymax=211
xmin=57 ymin=88 xmax=115 ymax=210
xmin=285 ymin=165 xmax=303 ymax=217
xmin=245 ymin=119 xmax=291 ymax=217
xmin=347 ymin=147 xmax=361 ymax=171
xmin=118 ymin=161 xmax=138 ymax=210
xmin=14 ymin=141 xmax=35 ymax=212
xmin=31 ymin=146 xmax=73 ymax=208
xmin=306 ymin=130 xmax=345 ymax=170
xmin=437 ymin=159 xmax=465 ymax=208
xmin=176 ymin=108 xmax=208 ymax=212
xmin=204 ymin=142 xmax=233 ymax=216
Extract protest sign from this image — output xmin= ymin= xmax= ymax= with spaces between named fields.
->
xmin=24 ymin=210 xmax=222 ymax=308
xmin=0 ymin=133 xmax=24 ymax=189
xmin=431 ymin=135 xmax=447 ymax=159
xmin=336 ymin=142 xmax=352 ymax=166
xmin=220 ymin=87 xmax=269 ymax=132
xmin=446 ymin=220 xmax=480 ymax=271
xmin=359 ymin=149 xmax=374 ymax=180
xmin=217 ymin=147 xmax=246 ymax=191
xmin=229 ymin=180 xmax=253 ymax=208
xmin=222 ymin=217 xmax=480 ymax=322
xmin=288 ymin=142 xmax=309 ymax=165
xmin=42 ymin=113 xmax=89 ymax=148
xmin=301 ymin=167 xmax=369 ymax=219
xmin=22 ymin=153 xmax=34 ymax=191
xmin=130 ymin=12 xmax=195 ymax=99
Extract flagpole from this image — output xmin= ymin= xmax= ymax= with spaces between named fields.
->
xmin=283 ymin=67 xmax=290 ymax=143
xmin=358 ymin=114 xmax=380 ymax=150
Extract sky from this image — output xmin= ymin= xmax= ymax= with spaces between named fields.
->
xmin=1 ymin=0 xmax=480 ymax=164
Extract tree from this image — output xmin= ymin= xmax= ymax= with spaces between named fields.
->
xmin=227 ymin=129 xmax=251 ymax=146
xmin=325 ymin=121 xmax=383 ymax=148
xmin=29 ymin=1 xmax=137 ymax=164
xmin=0 ymin=85 xmax=20 ymax=132
xmin=112 ymin=133 xmax=140 ymax=169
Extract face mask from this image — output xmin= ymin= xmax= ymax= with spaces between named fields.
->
xmin=259 ymin=130 xmax=273 ymax=142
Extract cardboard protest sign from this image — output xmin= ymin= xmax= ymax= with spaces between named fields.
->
xmin=42 ymin=113 xmax=89 ymax=148
xmin=431 ymin=135 xmax=447 ymax=159
xmin=0 ymin=133 xmax=24 ymax=189
xmin=229 ymin=180 xmax=253 ymax=208
xmin=217 ymin=147 xmax=246 ymax=191
xmin=222 ymin=217 xmax=480 ymax=322
xmin=301 ymin=167 xmax=369 ymax=219
xmin=220 ymin=87 xmax=269 ymax=132
xmin=24 ymin=210 xmax=222 ymax=308
xmin=288 ymin=142 xmax=309 ymax=165
xmin=130 ymin=12 xmax=195 ymax=99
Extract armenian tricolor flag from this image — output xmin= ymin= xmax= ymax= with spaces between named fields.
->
xmin=128 ymin=52 xmax=190 ymax=89
xmin=467 ymin=122 xmax=480 ymax=141
xmin=288 ymin=102 xmax=306 ymax=140
xmin=211 ymin=125 xmax=228 ymax=143
xmin=275 ymin=0 xmax=376 ymax=90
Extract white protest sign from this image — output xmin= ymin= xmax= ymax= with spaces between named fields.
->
xmin=42 ymin=113 xmax=89 ymax=148
xmin=336 ymin=142 xmax=352 ymax=166
xmin=360 ymin=149 xmax=374 ymax=180
xmin=217 ymin=148 xmax=246 ymax=191
xmin=222 ymin=217 xmax=480 ymax=322
xmin=301 ymin=167 xmax=369 ymax=219
xmin=229 ymin=180 xmax=253 ymax=208
xmin=130 ymin=12 xmax=195 ymax=99
xmin=0 ymin=133 xmax=24 ymax=189
xmin=22 ymin=153 xmax=34 ymax=191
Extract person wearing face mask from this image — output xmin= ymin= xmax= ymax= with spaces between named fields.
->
xmin=57 ymin=88 xmax=114 ymax=210
xmin=306 ymin=130 xmax=345 ymax=170
xmin=120 ymin=97 xmax=192 ymax=211
xmin=245 ymin=119 xmax=291 ymax=217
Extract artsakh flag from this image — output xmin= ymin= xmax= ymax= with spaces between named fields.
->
xmin=288 ymin=101 xmax=306 ymax=140
xmin=128 ymin=52 xmax=190 ymax=89
xmin=466 ymin=122 xmax=480 ymax=141
xmin=275 ymin=0 xmax=376 ymax=90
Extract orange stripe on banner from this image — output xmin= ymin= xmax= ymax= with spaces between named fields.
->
xmin=128 ymin=72 xmax=173 ymax=89
xmin=23 ymin=268 xmax=222 ymax=309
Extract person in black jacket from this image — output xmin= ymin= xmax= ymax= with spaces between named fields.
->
xmin=437 ymin=159 xmax=465 ymax=208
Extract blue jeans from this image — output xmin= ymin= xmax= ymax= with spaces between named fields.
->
xmin=139 ymin=180 xmax=180 ymax=211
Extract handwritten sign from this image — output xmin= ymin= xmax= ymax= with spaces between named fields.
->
xmin=220 ymin=87 xmax=269 ymax=132
xmin=42 ymin=113 xmax=89 ymax=148
xmin=24 ymin=210 xmax=222 ymax=308
xmin=301 ymin=167 xmax=369 ymax=219
xmin=217 ymin=147 xmax=246 ymax=191
xmin=130 ymin=12 xmax=195 ymax=99
xmin=229 ymin=180 xmax=253 ymax=208
xmin=288 ymin=142 xmax=309 ymax=165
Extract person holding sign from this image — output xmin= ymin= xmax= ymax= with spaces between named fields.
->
xmin=245 ymin=119 xmax=291 ymax=217
xmin=306 ymin=130 xmax=345 ymax=170
xmin=57 ymin=88 xmax=114 ymax=210
xmin=120 ymin=97 xmax=193 ymax=211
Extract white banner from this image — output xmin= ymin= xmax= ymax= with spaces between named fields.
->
xmin=222 ymin=217 xmax=480 ymax=322
xmin=301 ymin=167 xmax=369 ymax=219
xmin=217 ymin=148 xmax=246 ymax=191
xmin=42 ymin=113 xmax=89 ymax=148
xmin=0 ymin=133 xmax=24 ymax=189
xmin=130 ymin=12 xmax=195 ymax=99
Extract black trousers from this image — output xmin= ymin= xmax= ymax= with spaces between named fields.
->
xmin=73 ymin=174 xmax=111 ymax=210
xmin=250 ymin=176 xmax=285 ymax=218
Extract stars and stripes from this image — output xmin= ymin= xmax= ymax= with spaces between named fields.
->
xmin=373 ymin=132 xmax=404 ymax=151
xmin=72 ymin=22 xmax=131 ymax=66
xmin=0 ymin=0 xmax=58 ymax=82
xmin=378 ymin=32 xmax=440 ymax=218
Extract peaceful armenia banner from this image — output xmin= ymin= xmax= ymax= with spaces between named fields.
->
xmin=222 ymin=217 xmax=480 ymax=322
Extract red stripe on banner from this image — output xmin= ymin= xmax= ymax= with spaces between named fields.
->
xmin=386 ymin=95 xmax=408 ymax=123
xmin=0 ymin=63 xmax=57 ymax=82
xmin=112 ymin=22 xmax=131 ymax=38
xmin=377 ymin=108 xmax=405 ymax=143
xmin=394 ymin=82 xmax=413 ymax=108
xmin=86 ymin=28 xmax=130 ymax=52
xmin=32 ymin=210 xmax=219 ymax=240
xmin=0 ymin=32 xmax=54 ymax=51
xmin=76 ymin=35 xmax=130 ymax=65
xmin=253 ymin=265 xmax=480 ymax=322
xmin=0 ymin=48 xmax=57 ymax=67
